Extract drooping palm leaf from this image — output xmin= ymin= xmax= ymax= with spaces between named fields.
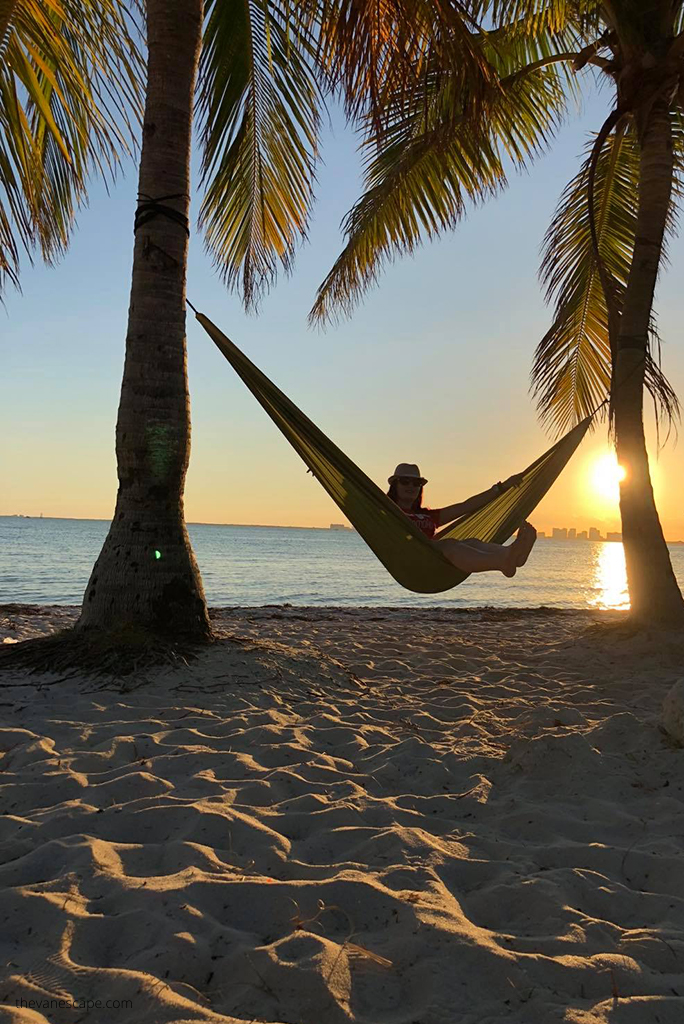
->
xmin=313 ymin=0 xmax=494 ymax=130
xmin=310 ymin=52 xmax=568 ymax=324
xmin=484 ymin=11 xmax=582 ymax=63
xmin=197 ymin=0 xmax=321 ymax=310
xmin=489 ymin=0 xmax=601 ymax=35
xmin=0 ymin=0 xmax=144 ymax=292
xmin=533 ymin=123 xmax=679 ymax=438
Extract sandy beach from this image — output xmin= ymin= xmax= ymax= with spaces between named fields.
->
xmin=1 ymin=603 xmax=683 ymax=1024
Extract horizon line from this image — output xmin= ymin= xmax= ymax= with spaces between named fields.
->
xmin=2 ymin=513 xmax=683 ymax=544
xmin=0 ymin=514 xmax=344 ymax=531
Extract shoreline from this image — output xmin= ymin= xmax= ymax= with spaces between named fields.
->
xmin=1 ymin=602 xmax=629 ymax=645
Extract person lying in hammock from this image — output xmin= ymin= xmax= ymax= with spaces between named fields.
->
xmin=387 ymin=463 xmax=537 ymax=578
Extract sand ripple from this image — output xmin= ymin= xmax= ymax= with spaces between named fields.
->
xmin=0 ymin=604 xmax=683 ymax=1023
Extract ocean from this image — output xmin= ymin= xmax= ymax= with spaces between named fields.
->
xmin=2 ymin=515 xmax=683 ymax=611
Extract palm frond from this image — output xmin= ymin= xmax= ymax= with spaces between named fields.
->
xmin=0 ymin=0 xmax=144 ymax=293
xmin=197 ymin=0 xmax=321 ymax=311
xmin=479 ymin=3 xmax=592 ymax=102
xmin=309 ymin=132 xmax=499 ymax=326
xmin=314 ymin=0 xmax=494 ymax=129
xmin=310 ymin=56 xmax=567 ymax=325
xmin=670 ymin=103 xmax=684 ymax=209
xmin=489 ymin=0 xmax=601 ymax=35
xmin=677 ymin=4 xmax=684 ymax=34
xmin=533 ymin=123 xmax=679 ymax=439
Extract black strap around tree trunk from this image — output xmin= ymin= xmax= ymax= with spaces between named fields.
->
xmin=134 ymin=193 xmax=190 ymax=236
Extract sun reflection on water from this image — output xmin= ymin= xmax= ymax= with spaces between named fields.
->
xmin=589 ymin=541 xmax=629 ymax=610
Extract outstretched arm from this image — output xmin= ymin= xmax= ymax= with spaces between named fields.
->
xmin=433 ymin=486 xmax=499 ymax=527
xmin=433 ymin=473 xmax=525 ymax=527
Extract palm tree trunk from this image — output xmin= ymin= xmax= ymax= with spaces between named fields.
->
xmin=78 ymin=0 xmax=210 ymax=639
xmin=614 ymin=97 xmax=684 ymax=625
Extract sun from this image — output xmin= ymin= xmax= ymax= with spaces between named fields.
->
xmin=590 ymin=453 xmax=626 ymax=503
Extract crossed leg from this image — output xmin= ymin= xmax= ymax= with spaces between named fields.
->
xmin=459 ymin=538 xmax=507 ymax=554
xmin=434 ymin=523 xmax=537 ymax=577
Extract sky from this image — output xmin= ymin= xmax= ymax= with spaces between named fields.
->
xmin=3 ymin=80 xmax=684 ymax=540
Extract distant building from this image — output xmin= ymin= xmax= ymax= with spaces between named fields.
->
xmin=330 ymin=523 xmax=352 ymax=531
xmin=589 ymin=527 xmax=602 ymax=541
xmin=552 ymin=527 xmax=567 ymax=540
xmin=606 ymin=532 xmax=622 ymax=542
xmin=568 ymin=528 xmax=576 ymax=540
xmin=537 ymin=531 xmax=546 ymax=539
xmin=577 ymin=531 xmax=588 ymax=540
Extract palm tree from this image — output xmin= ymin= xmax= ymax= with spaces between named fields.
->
xmin=77 ymin=0 xmax=324 ymax=638
xmin=76 ymin=0 xmax=492 ymax=639
xmin=1 ymin=0 xmax=143 ymax=293
xmin=310 ymin=0 xmax=684 ymax=627
xmin=77 ymin=0 xmax=211 ymax=637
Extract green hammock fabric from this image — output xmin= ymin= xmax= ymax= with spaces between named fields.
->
xmin=195 ymin=312 xmax=593 ymax=594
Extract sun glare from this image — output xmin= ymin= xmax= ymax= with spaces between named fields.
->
xmin=590 ymin=539 xmax=629 ymax=611
xmin=590 ymin=453 xmax=626 ymax=504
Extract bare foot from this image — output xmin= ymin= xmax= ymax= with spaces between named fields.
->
xmin=514 ymin=522 xmax=537 ymax=567
xmin=502 ymin=544 xmax=518 ymax=578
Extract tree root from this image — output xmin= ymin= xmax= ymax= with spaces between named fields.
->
xmin=0 ymin=624 xmax=215 ymax=677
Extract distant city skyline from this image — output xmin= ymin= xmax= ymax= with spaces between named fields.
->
xmin=539 ymin=526 xmax=684 ymax=544
xmin=539 ymin=527 xmax=620 ymax=542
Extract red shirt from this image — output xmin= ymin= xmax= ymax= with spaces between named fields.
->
xmin=403 ymin=508 xmax=440 ymax=540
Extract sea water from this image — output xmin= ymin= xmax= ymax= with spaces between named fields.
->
xmin=2 ymin=515 xmax=683 ymax=610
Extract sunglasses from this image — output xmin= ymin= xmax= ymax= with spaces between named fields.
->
xmin=397 ymin=477 xmax=422 ymax=486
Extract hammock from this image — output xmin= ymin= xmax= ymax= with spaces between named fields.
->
xmin=194 ymin=311 xmax=593 ymax=594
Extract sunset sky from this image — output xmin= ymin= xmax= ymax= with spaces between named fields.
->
xmin=3 ymin=85 xmax=684 ymax=540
